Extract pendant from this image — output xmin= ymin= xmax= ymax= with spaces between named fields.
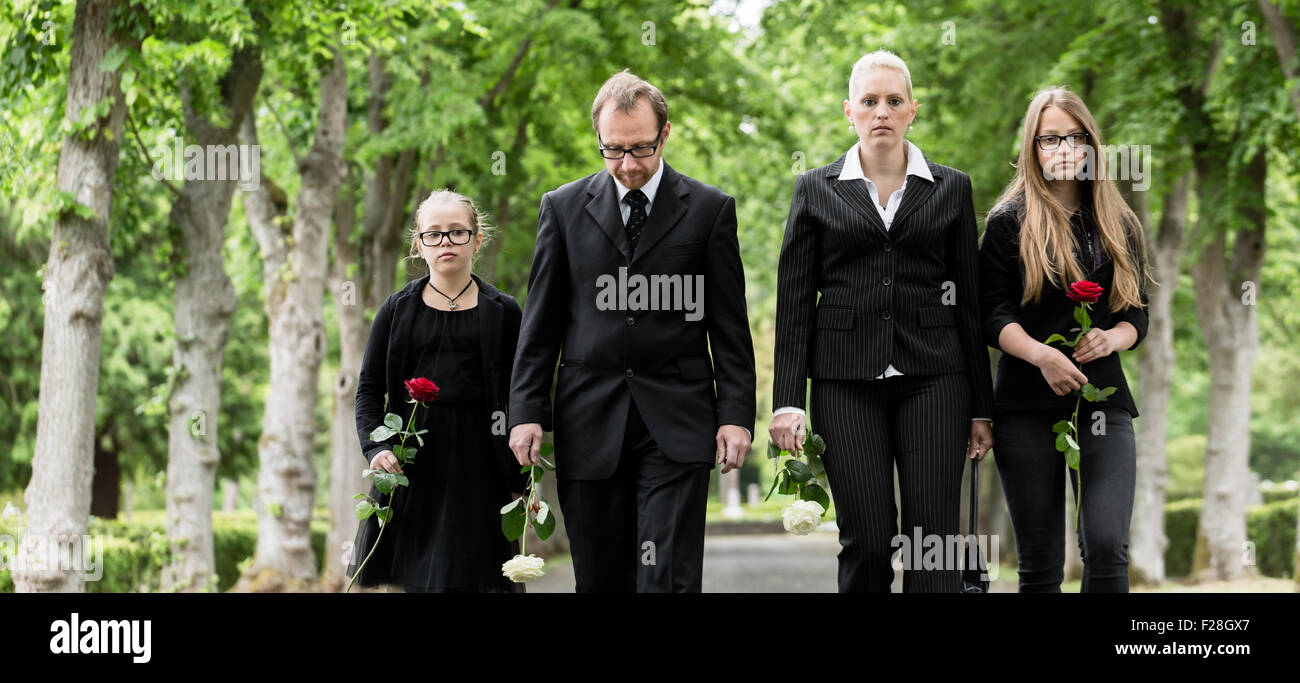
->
xmin=448 ymin=301 xmax=458 ymax=309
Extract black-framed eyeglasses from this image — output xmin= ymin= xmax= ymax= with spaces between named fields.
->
xmin=418 ymin=229 xmax=475 ymax=247
xmin=1035 ymin=132 xmax=1090 ymax=150
xmin=597 ymin=130 xmax=663 ymax=159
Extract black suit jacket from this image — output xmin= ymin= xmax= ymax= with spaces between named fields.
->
xmin=509 ymin=162 xmax=757 ymax=480
xmin=772 ymin=152 xmax=995 ymax=420
xmin=355 ymin=273 xmax=528 ymax=492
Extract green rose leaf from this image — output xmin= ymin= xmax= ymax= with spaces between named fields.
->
xmin=520 ymin=465 xmax=532 ymax=474
xmin=539 ymin=456 xmax=556 ymax=471
xmin=384 ymin=413 xmax=403 ymax=432
xmin=1064 ymin=433 xmax=1079 ymax=451
xmin=799 ymin=482 xmax=831 ymax=512
xmin=807 ymin=452 xmax=826 ymax=478
xmin=764 ymin=470 xmax=783 ymax=502
xmin=352 ymin=493 xmax=368 ymax=500
xmin=1051 ymin=420 xmax=1071 ymax=434
xmin=369 ymin=425 xmax=396 ymax=442
xmin=804 ymin=433 xmax=827 ymax=458
xmin=534 ymin=502 xmax=556 ymax=541
xmin=500 ymin=498 xmax=524 ymax=514
xmin=376 ymin=507 xmax=393 ymax=525
xmin=1096 ymin=386 xmax=1116 ymax=400
xmin=539 ymin=442 xmax=555 ymax=458
xmin=778 ymin=470 xmax=799 ymax=495
xmin=501 ymin=507 xmax=527 ymax=542
xmin=1064 ymin=446 xmax=1080 ymax=469
xmin=532 ymin=465 xmax=545 ymax=481
xmin=1044 ymin=333 xmax=1068 ymax=346
xmin=1055 ymin=432 xmax=1070 ymax=453
xmin=786 ymin=458 xmax=813 ymax=483
xmin=355 ymin=500 xmax=375 ymax=520
xmin=1074 ymin=305 xmax=1091 ymax=329
xmin=767 ymin=439 xmax=782 ymax=460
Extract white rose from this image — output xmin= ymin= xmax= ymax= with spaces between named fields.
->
xmin=501 ymin=553 xmax=546 ymax=583
xmin=782 ymin=500 xmax=825 ymax=535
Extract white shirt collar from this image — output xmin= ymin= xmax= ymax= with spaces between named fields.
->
xmin=611 ymin=159 xmax=665 ymax=207
xmin=838 ymin=139 xmax=934 ymax=184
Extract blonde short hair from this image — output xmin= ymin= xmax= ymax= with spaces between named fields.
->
xmin=848 ymin=50 xmax=913 ymax=101
xmin=591 ymin=69 xmax=669 ymax=133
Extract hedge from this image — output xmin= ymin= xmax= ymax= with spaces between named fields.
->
xmin=1165 ymin=498 xmax=1298 ymax=579
xmin=0 ymin=511 xmax=329 ymax=593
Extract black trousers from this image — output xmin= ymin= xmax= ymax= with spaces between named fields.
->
xmin=810 ymin=373 xmax=971 ymax=593
xmin=556 ymin=397 xmax=711 ymax=592
xmin=992 ymin=407 xmax=1136 ymax=592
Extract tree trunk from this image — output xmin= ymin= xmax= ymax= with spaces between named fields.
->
xmin=1191 ymin=149 xmax=1266 ymax=582
xmin=1259 ymin=0 xmax=1300 ymax=120
xmin=163 ymin=44 xmax=261 ymax=593
xmin=1129 ymin=172 xmax=1190 ymax=586
xmin=237 ymin=51 xmax=347 ymax=592
xmin=15 ymin=0 xmax=127 ymax=594
xmin=322 ymin=168 xmax=368 ymax=591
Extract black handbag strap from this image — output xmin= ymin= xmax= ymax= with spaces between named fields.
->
xmin=968 ymin=458 xmax=980 ymax=537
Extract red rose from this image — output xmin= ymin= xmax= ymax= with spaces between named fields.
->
xmin=1066 ymin=280 xmax=1104 ymax=304
xmin=404 ymin=377 xmax=439 ymax=403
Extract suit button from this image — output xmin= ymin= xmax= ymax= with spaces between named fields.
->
xmin=625 ymin=315 xmax=635 ymax=326
xmin=881 ymin=277 xmax=892 ymax=286
xmin=882 ymin=310 xmax=893 ymax=321
xmin=625 ymin=368 xmax=635 ymax=378
xmin=884 ymin=244 xmax=893 ymax=252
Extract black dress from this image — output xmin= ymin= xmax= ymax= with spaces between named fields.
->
xmin=348 ymin=301 xmax=522 ymax=593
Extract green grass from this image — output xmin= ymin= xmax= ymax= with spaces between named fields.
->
xmin=705 ymin=498 xmax=838 ymax=524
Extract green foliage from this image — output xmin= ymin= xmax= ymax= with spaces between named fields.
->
xmin=1162 ymin=497 xmax=1298 ymax=579
xmin=0 ymin=511 xmax=330 ymax=592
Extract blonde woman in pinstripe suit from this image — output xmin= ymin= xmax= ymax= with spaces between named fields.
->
xmin=770 ymin=50 xmax=995 ymax=592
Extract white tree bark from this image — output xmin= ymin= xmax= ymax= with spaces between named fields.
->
xmin=1130 ymin=173 xmax=1190 ymax=586
xmin=1192 ymin=150 xmax=1266 ymax=582
xmin=162 ymin=45 xmax=262 ymax=592
xmin=15 ymin=0 xmax=127 ymax=594
xmin=236 ymin=51 xmax=347 ymax=591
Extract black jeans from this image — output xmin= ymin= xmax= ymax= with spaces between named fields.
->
xmin=992 ymin=407 xmax=1136 ymax=592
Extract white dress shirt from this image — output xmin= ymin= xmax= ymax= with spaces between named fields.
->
xmin=774 ymin=140 xmax=990 ymax=423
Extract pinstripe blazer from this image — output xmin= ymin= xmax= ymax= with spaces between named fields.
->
xmin=772 ymin=151 xmax=995 ymax=419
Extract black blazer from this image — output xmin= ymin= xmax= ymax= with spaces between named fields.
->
xmin=509 ymin=162 xmax=757 ymax=480
xmin=773 ymin=152 xmax=995 ymax=420
xmin=355 ymin=273 xmax=527 ymax=492
xmin=978 ymin=195 xmax=1149 ymax=417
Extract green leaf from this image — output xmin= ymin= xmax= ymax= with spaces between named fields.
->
xmin=1064 ymin=433 xmax=1079 ymax=451
xmin=355 ymin=500 xmax=375 ymax=520
xmin=799 ymin=482 xmax=830 ymax=512
xmin=1073 ymin=305 xmax=1090 ymax=329
xmin=520 ymin=465 xmax=532 ymax=474
xmin=539 ymin=442 xmax=554 ymax=458
xmin=1051 ymin=420 xmax=1071 ymax=434
xmin=384 ymin=413 xmax=402 ymax=431
xmin=1044 ymin=333 xmax=1068 ymax=345
xmin=1081 ymin=383 xmax=1097 ymax=401
xmin=806 ymin=452 xmax=826 ymax=478
xmin=531 ymin=465 xmax=545 ymax=481
xmin=1055 ymin=432 xmax=1070 ymax=453
xmin=534 ymin=502 xmax=556 ymax=541
xmin=369 ymin=425 xmax=395 ymax=442
xmin=1064 ymin=447 xmax=1080 ymax=469
xmin=501 ymin=507 xmax=526 ymax=542
xmin=777 ymin=470 xmax=798 ymax=495
xmin=786 ymin=458 xmax=813 ymax=483
xmin=766 ymin=439 xmax=782 ymax=460
xmin=376 ymin=507 xmax=393 ymax=525
xmin=499 ymin=498 xmax=524 ymax=514
xmin=351 ymin=493 xmax=368 ymax=501
xmin=539 ymin=456 xmax=556 ymax=471
xmin=803 ymin=433 xmax=826 ymax=458
xmin=414 ymin=432 xmax=424 ymax=447
xmin=1096 ymin=386 xmax=1116 ymax=400
xmin=371 ymin=471 xmax=408 ymax=494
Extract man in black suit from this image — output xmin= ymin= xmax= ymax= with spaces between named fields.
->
xmin=508 ymin=70 xmax=756 ymax=592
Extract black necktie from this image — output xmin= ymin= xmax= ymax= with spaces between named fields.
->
xmin=624 ymin=189 xmax=648 ymax=255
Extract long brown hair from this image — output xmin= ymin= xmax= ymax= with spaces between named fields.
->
xmin=989 ymin=86 xmax=1152 ymax=312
